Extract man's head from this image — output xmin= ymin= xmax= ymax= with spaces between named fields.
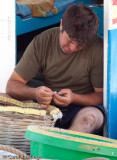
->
xmin=59 ymin=4 xmax=99 ymax=54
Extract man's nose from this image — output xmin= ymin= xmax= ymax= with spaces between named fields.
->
xmin=69 ymin=43 xmax=76 ymax=51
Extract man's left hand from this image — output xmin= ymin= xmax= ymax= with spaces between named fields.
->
xmin=53 ymin=89 xmax=74 ymax=107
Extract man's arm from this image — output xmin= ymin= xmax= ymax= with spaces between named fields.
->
xmin=6 ymin=71 xmax=54 ymax=104
xmin=6 ymin=71 xmax=35 ymax=100
xmin=72 ymin=88 xmax=103 ymax=106
xmin=53 ymin=88 xmax=103 ymax=107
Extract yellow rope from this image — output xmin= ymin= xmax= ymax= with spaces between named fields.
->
xmin=0 ymin=106 xmax=46 ymax=116
xmin=0 ymin=144 xmax=28 ymax=160
xmin=0 ymin=96 xmax=61 ymax=117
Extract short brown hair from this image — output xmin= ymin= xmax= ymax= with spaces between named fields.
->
xmin=62 ymin=4 xmax=99 ymax=47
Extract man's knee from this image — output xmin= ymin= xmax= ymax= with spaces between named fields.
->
xmin=78 ymin=107 xmax=104 ymax=128
xmin=70 ymin=106 xmax=104 ymax=133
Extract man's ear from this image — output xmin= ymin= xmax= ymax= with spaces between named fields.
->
xmin=60 ymin=19 xmax=63 ymax=31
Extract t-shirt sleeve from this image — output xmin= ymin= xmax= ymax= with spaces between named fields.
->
xmin=90 ymin=38 xmax=103 ymax=88
xmin=15 ymin=36 xmax=42 ymax=81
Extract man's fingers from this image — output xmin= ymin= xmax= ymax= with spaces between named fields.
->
xmin=37 ymin=96 xmax=52 ymax=101
xmin=43 ymin=91 xmax=54 ymax=96
xmin=40 ymin=104 xmax=48 ymax=109
xmin=54 ymin=94 xmax=67 ymax=103
xmin=53 ymin=94 xmax=68 ymax=106
xmin=39 ymin=99 xmax=51 ymax=105
xmin=58 ymin=90 xmax=67 ymax=95
xmin=53 ymin=97 xmax=66 ymax=106
xmin=58 ymin=89 xmax=70 ymax=97
xmin=42 ymin=86 xmax=53 ymax=93
xmin=38 ymin=101 xmax=51 ymax=105
xmin=41 ymin=89 xmax=54 ymax=97
xmin=35 ymin=86 xmax=53 ymax=105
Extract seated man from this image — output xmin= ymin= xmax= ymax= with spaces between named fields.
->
xmin=3 ymin=4 xmax=105 ymax=134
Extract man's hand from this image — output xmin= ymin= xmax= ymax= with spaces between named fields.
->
xmin=53 ymin=89 xmax=74 ymax=107
xmin=35 ymin=86 xmax=54 ymax=105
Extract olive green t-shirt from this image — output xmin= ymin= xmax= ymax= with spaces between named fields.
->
xmin=15 ymin=27 xmax=103 ymax=94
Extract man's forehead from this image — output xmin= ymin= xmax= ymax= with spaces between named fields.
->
xmin=65 ymin=31 xmax=78 ymax=44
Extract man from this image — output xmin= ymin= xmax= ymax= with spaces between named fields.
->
xmin=4 ymin=4 xmax=105 ymax=134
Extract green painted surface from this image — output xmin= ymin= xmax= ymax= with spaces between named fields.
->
xmin=25 ymin=129 xmax=117 ymax=160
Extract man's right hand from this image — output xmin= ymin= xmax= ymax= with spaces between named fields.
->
xmin=6 ymin=71 xmax=54 ymax=106
xmin=35 ymin=86 xmax=54 ymax=105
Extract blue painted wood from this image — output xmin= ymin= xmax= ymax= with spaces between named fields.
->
xmin=16 ymin=6 xmax=103 ymax=36
xmin=107 ymin=28 xmax=117 ymax=139
xmin=91 ymin=6 xmax=103 ymax=36
xmin=16 ymin=10 xmax=65 ymax=36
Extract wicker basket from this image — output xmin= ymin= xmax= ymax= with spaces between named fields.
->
xmin=0 ymin=96 xmax=62 ymax=155
xmin=0 ymin=112 xmax=54 ymax=155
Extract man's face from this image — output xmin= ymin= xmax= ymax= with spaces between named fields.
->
xmin=59 ymin=23 xmax=83 ymax=54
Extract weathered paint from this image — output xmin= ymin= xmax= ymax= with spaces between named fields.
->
xmin=105 ymin=0 xmax=117 ymax=139
xmin=107 ymin=28 xmax=117 ymax=139
xmin=112 ymin=0 xmax=117 ymax=24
